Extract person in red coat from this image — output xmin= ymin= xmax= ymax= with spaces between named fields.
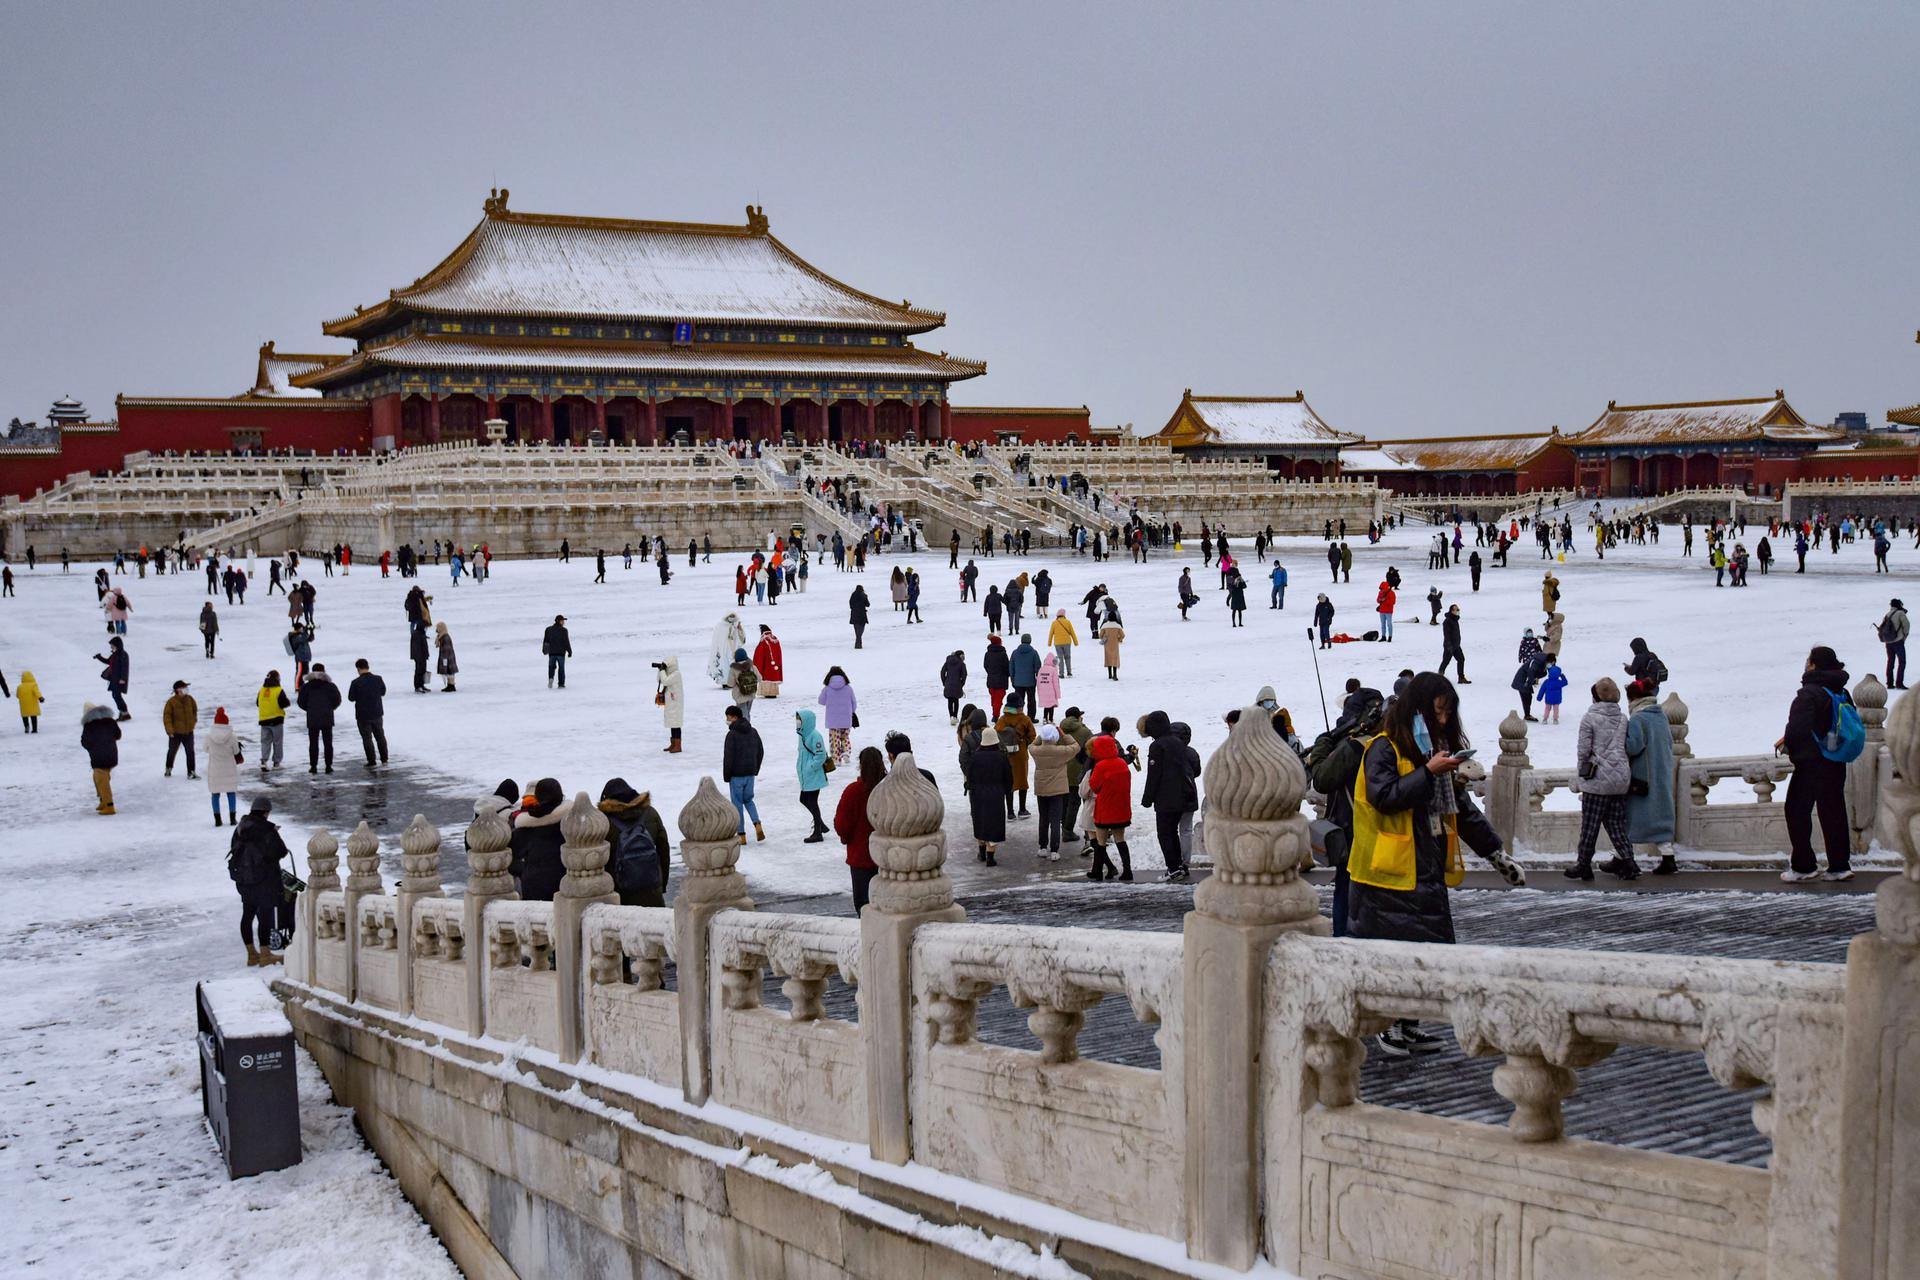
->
xmin=752 ymin=624 xmax=784 ymax=697
xmin=834 ymin=748 xmax=884 ymax=914
xmin=735 ymin=566 xmax=749 ymax=606
xmin=1375 ymin=581 xmax=1397 ymax=642
xmin=1084 ymin=735 xmax=1135 ymax=882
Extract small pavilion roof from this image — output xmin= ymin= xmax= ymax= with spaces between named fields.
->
xmin=250 ymin=342 xmax=347 ymax=398
xmin=1155 ymin=391 xmax=1360 ymax=448
xmin=294 ymin=335 xmax=985 ymax=389
xmin=324 ymin=191 xmax=947 ymax=339
xmin=1561 ymin=393 xmax=1840 ymax=448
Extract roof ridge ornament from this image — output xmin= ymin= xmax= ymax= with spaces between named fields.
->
xmin=745 ymin=204 xmax=769 ymax=235
xmin=484 ymin=187 xmax=511 ymax=216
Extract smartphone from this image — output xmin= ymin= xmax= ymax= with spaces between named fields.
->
xmin=1450 ymin=748 xmax=1477 ymax=762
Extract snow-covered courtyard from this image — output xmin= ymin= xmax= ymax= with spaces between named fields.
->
xmin=1 ymin=516 xmax=1902 ymax=1275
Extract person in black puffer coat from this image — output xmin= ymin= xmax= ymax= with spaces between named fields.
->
xmin=228 ymin=796 xmax=291 ymax=964
xmin=1775 ymin=646 xmax=1854 ymax=881
xmin=982 ymin=636 xmax=1011 ymax=717
xmin=1139 ymin=710 xmax=1196 ymax=880
xmin=508 ymin=777 xmax=567 ymax=901
xmin=940 ymin=651 xmax=967 ymax=723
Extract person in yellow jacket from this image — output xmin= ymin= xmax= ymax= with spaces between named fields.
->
xmin=1347 ymin=672 xmax=1524 ymax=1057
xmin=1046 ymin=609 xmax=1079 ymax=679
xmin=256 ymin=670 xmax=291 ymax=772
xmin=17 ymin=669 xmax=43 ymax=733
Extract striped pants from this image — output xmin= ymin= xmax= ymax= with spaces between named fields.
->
xmin=1576 ymin=792 xmax=1633 ymax=864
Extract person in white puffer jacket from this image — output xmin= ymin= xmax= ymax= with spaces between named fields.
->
xmin=204 ymin=707 xmax=242 ymax=827
xmin=1567 ymin=677 xmax=1638 ymax=881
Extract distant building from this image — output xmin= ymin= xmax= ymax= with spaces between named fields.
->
xmin=947 ymin=405 xmax=1091 ymax=445
xmin=1147 ymin=390 xmax=1359 ymax=476
xmin=1338 ymin=430 xmax=1575 ymax=498
xmin=1558 ymin=393 xmax=1843 ymax=496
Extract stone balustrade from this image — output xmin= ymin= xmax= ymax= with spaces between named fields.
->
xmin=273 ymin=697 xmax=1920 ymax=1278
xmin=1481 ymin=678 xmax=1891 ymax=859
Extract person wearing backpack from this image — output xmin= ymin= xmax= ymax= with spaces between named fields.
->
xmin=597 ymin=778 xmax=671 ymax=907
xmin=1775 ymin=645 xmax=1857 ymax=882
xmin=1876 ymin=598 xmax=1908 ymax=690
xmin=1624 ymin=637 xmax=1667 ymax=691
xmin=726 ymin=647 xmax=760 ymax=721
xmin=228 ymin=796 xmax=291 ymax=965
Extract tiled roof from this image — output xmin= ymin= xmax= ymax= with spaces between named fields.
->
xmin=1170 ymin=393 xmax=1360 ymax=447
xmin=324 ymin=193 xmax=944 ymax=337
xmin=1344 ymin=433 xmax=1561 ymax=473
xmin=252 ymin=344 xmax=347 ymax=398
xmin=296 ymin=336 xmax=986 ymax=386
xmin=1889 ymin=403 xmax=1920 ymax=428
xmin=1561 ymin=394 xmax=1839 ymax=447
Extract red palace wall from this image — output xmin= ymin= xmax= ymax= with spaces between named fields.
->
xmin=1788 ymin=448 xmax=1920 ymax=483
xmin=0 ymin=399 xmax=372 ymax=500
xmin=947 ymin=406 xmax=1092 ymax=444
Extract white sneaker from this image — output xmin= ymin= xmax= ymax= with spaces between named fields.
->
xmin=1779 ymin=869 xmax=1821 ymax=883
xmin=1822 ymin=869 xmax=1855 ymax=882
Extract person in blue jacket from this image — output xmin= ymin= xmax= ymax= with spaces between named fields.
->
xmin=1008 ymin=633 xmax=1042 ymax=716
xmin=1539 ymin=661 xmax=1569 ymax=724
xmin=1270 ymin=562 xmax=1288 ymax=610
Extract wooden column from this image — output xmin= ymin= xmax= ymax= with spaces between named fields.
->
xmin=645 ymin=396 xmax=660 ymax=445
xmin=939 ymin=398 xmax=952 ymax=442
xmin=538 ymin=396 xmax=555 ymax=443
xmin=862 ymin=399 xmax=876 ymax=443
xmin=426 ymin=394 xmax=443 ymax=445
xmin=592 ymin=396 xmax=607 ymax=443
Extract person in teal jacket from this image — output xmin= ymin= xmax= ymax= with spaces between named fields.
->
xmin=1269 ymin=562 xmax=1288 ymax=609
xmin=795 ymin=709 xmax=831 ymax=842
xmin=1539 ymin=663 xmax=1569 ymax=724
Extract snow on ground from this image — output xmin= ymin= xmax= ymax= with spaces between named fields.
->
xmin=0 ymin=519 xmax=1904 ymax=1272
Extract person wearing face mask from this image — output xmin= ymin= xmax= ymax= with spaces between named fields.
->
xmin=1347 ymin=672 xmax=1525 ymax=1058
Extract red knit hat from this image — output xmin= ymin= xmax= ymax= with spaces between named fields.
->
xmin=213 ymin=707 xmax=229 ymax=724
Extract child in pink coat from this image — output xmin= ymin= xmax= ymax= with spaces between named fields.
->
xmin=1035 ymin=651 xmax=1062 ymax=723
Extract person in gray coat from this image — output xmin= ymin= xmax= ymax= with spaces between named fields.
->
xmin=1566 ymin=677 xmax=1637 ymax=880
xmin=1624 ymin=678 xmax=1677 ymax=875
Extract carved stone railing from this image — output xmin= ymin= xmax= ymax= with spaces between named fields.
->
xmin=353 ymin=894 xmax=402 ymax=1012
xmin=1265 ymin=935 xmax=1847 ymax=1279
xmin=709 ymin=911 xmax=864 ymax=1142
xmin=484 ymin=900 xmax=560 ymax=1051
xmin=581 ymin=903 xmax=679 ymax=1087
xmin=273 ymin=689 xmax=1919 ymax=1279
xmin=911 ymin=922 xmax=1186 ymax=1240
xmin=1486 ymin=680 xmax=1892 ymax=860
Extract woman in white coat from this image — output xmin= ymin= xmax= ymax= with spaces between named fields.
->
xmin=205 ymin=707 xmax=242 ymax=827
xmin=709 ymin=613 xmax=748 ymax=687
xmin=656 ymin=656 xmax=684 ymax=753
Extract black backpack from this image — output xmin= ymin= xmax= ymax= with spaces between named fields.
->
xmin=609 ymin=817 xmax=662 ymax=895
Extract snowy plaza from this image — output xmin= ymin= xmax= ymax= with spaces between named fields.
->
xmin=0 ymin=516 xmax=1909 ymax=1274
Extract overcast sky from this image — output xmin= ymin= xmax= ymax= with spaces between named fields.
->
xmin=3 ymin=1 xmax=1915 ymax=438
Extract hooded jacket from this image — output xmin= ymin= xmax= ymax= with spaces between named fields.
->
xmin=508 ymin=799 xmax=567 ymax=901
xmin=983 ymin=638 xmax=1010 ymax=689
xmin=723 ymin=717 xmax=765 ymax=780
xmin=1140 ymin=710 xmax=1198 ymax=813
xmin=1058 ymin=713 xmax=1093 ymax=786
xmin=1625 ymin=696 xmax=1676 ymax=843
xmin=205 ymin=721 xmax=241 ymax=792
xmin=81 ymin=703 xmax=121 ymax=769
xmin=17 ymin=671 xmax=42 ymax=718
xmin=1783 ymin=665 xmax=1852 ymax=767
xmin=795 ymin=710 xmax=830 ymax=791
xmin=817 ymin=674 xmax=857 ymax=730
xmin=296 ymin=671 xmax=341 ymax=728
xmin=598 ymin=779 xmax=671 ymax=898
xmin=1036 ymin=654 xmax=1062 ymax=708
xmin=1574 ymin=700 xmax=1631 ymax=796
xmin=1086 ymin=736 xmax=1133 ymax=827
xmin=656 ymin=656 xmax=684 ymax=728
xmin=993 ymin=708 xmax=1036 ymax=789
xmin=940 ymin=652 xmax=967 ymax=699
xmin=227 ymin=811 xmax=290 ymax=887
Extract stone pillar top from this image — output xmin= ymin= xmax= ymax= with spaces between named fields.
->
xmin=558 ymin=792 xmax=616 ymax=900
xmin=678 ymin=777 xmax=751 ymax=908
xmin=399 ymin=813 xmax=442 ymax=897
xmin=344 ymin=819 xmax=383 ymax=895
xmin=867 ymin=753 xmax=955 ymax=916
xmin=1497 ymin=710 xmax=1530 ymax=768
xmin=1194 ymin=708 xmax=1321 ymax=929
xmin=306 ymin=828 xmax=341 ymax=895
xmin=1876 ymin=690 xmax=1920 ymax=946
xmin=1662 ymin=691 xmax=1692 ymax=758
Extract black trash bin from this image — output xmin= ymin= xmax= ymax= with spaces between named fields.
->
xmin=198 ymin=977 xmax=302 ymax=1179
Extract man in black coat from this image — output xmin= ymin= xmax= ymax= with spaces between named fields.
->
xmin=722 ymin=706 xmax=766 ymax=841
xmin=543 ymin=614 xmax=572 ymax=688
xmin=1775 ymin=646 xmax=1854 ymax=881
xmin=296 ymin=663 xmax=341 ymax=773
xmin=1139 ymin=710 xmax=1196 ymax=881
xmin=347 ymin=658 xmax=389 ymax=766
xmin=94 ymin=637 xmax=131 ymax=719
xmin=1440 ymin=605 xmax=1468 ymax=682
xmin=228 ymin=796 xmax=290 ymax=964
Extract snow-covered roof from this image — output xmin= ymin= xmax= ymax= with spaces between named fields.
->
xmin=1344 ymin=433 xmax=1561 ymax=473
xmin=1159 ymin=392 xmax=1359 ymax=448
xmin=325 ymin=191 xmax=944 ymax=337
xmin=251 ymin=344 xmax=344 ymax=398
xmin=298 ymin=336 xmax=986 ymax=385
xmin=1563 ymin=394 xmax=1839 ymax=448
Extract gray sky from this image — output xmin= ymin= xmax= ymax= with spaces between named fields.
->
xmin=3 ymin=1 xmax=1915 ymax=438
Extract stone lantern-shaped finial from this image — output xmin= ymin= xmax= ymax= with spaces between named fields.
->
xmin=558 ymin=793 xmax=615 ymax=900
xmin=553 ymin=794 xmax=617 ymax=1060
xmin=1194 ymin=708 xmax=1325 ymax=932
xmin=866 ymin=753 xmax=955 ymax=916
xmin=674 ymin=777 xmax=755 ymax=1103
xmin=344 ymin=819 xmax=383 ymax=895
xmin=306 ymin=829 xmax=341 ymax=895
xmin=399 ymin=814 xmax=443 ymax=897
